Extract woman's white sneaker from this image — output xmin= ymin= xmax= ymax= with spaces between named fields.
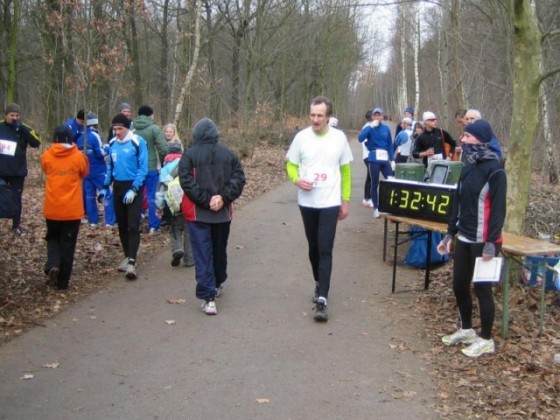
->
xmin=461 ymin=337 xmax=495 ymax=357
xmin=442 ymin=328 xmax=477 ymax=346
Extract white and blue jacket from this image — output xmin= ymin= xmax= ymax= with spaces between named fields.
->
xmin=105 ymin=131 xmax=148 ymax=192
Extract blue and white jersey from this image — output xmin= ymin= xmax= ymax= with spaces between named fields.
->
xmin=105 ymin=131 xmax=148 ymax=191
xmin=76 ymin=128 xmax=106 ymax=176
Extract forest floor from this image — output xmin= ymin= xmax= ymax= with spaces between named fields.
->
xmin=1 ymin=140 xmax=559 ymax=418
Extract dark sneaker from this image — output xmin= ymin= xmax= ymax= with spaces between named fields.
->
xmin=215 ymin=284 xmax=224 ymax=298
xmin=45 ymin=267 xmax=59 ymax=287
xmin=313 ymin=297 xmax=328 ymax=322
xmin=171 ymin=251 xmax=184 ymax=267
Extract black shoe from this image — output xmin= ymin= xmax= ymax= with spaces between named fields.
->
xmin=171 ymin=251 xmax=184 ymax=267
xmin=313 ymin=299 xmax=328 ymax=322
xmin=45 ymin=267 xmax=59 ymax=287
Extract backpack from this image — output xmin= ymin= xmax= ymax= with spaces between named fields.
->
xmin=166 ymin=176 xmax=184 ymax=214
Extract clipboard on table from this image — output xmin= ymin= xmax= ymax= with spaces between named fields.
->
xmin=473 ymin=257 xmax=503 ymax=282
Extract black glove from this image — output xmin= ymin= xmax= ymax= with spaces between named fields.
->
xmin=13 ymin=120 xmax=22 ymax=131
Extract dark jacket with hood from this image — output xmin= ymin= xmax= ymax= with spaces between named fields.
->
xmin=178 ymin=118 xmax=245 ymax=223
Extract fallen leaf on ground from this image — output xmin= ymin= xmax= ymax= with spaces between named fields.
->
xmin=42 ymin=363 xmax=60 ymax=369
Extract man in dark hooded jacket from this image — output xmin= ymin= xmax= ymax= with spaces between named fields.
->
xmin=178 ymin=118 xmax=246 ymax=315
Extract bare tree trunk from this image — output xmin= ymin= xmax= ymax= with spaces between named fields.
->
xmin=128 ymin=2 xmax=143 ymax=106
xmin=539 ymin=57 xmax=558 ymax=184
xmin=398 ymin=8 xmax=407 ymax=114
xmin=450 ymin=0 xmax=465 ymax=111
xmin=414 ymin=9 xmax=420 ymax=114
xmin=173 ymin=0 xmax=202 ymax=134
xmin=504 ymin=0 xmax=542 ymax=233
xmin=438 ymin=6 xmax=450 ymax=128
xmin=160 ymin=0 xmax=171 ymax=119
xmin=6 ymin=0 xmax=19 ymax=102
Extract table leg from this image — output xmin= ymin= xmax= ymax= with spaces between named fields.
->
xmin=391 ymin=222 xmax=400 ymax=293
xmin=383 ymin=218 xmax=388 ymax=262
xmin=501 ymin=256 xmax=512 ymax=339
xmin=539 ymin=259 xmax=546 ymax=335
xmin=424 ymin=230 xmax=431 ymax=290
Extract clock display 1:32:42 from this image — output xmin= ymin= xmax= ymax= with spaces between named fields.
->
xmin=389 ymin=189 xmax=450 ymax=215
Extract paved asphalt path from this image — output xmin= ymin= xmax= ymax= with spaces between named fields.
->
xmin=0 ymin=135 xmax=437 ymax=419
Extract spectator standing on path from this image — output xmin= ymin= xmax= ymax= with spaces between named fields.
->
xmin=394 ymin=117 xmax=414 ymax=163
xmin=394 ymin=106 xmax=415 ymax=137
xmin=412 ymin=111 xmax=457 ymax=168
xmin=76 ymin=112 xmax=116 ymax=227
xmin=98 ymin=114 xmax=148 ymax=280
xmin=163 ymin=123 xmax=181 ymax=144
xmin=133 ymin=105 xmax=168 ymax=233
xmin=178 ymin=118 xmax=246 ymax=316
xmin=107 ymin=102 xmax=133 ymax=141
xmin=41 ymin=125 xmax=89 ymax=291
xmin=0 ymin=103 xmax=42 ymax=236
xmin=155 ymin=141 xmax=194 ymax=268
xmin=437 ymin=119 xmax=506 ymax=358
xmin=464 ymin=109 xmax=503 ymax=160
xmin=286 ymin=96 xmax=353 ymax=322
xmin=358 ymin=107 xmax=393 ymax=218
xmin=64 ymin=110 xmax=85 ymax=142
xmin=455 ymin=109 xmax=467 ymax=132
xmin=361 ymin=110 xmax=373 ymax=208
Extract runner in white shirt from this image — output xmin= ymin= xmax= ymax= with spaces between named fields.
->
xmin=286 ymin=96 xmax=353 ymax=322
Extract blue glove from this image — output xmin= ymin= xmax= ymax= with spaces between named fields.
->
xmin=123 ymin=189 xmax=137 ymax=204
xmin=103 ymin=144 xmax=110 ymax=155
xmin=13 ymin=120 xmax=22 ymax=131
xmin=97 ymin=189 xmax=108 ymax=204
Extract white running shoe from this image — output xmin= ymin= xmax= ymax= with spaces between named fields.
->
xmin=461 ymin=337 xmax=495 ymax=357
xmin=201 ymin=300 xmax=217 ymax=315
xmin=117 ymin=258 xmax=129 ymax=272
xmin=373 ymin=208 xmax=380 ymax=218
xmin=125 ymin=263 xmax=137 ymax=280
xmin=366 ymin=199 xmax=374 ymax=208
xmin=441 ymin=328 xmax=477 ymax=346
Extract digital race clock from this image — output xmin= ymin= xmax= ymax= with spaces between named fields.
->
xmin=378 ymin=179 xmax=456 ymax=223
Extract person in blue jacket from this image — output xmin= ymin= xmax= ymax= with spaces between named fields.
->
xmin=98 ymin=113 xmax=148 ymax=280
xmin=76 ymin=112 xmax=116 ymax=228
xmin=358 ymin=107 xmax=394 ymax=218
xmin=64 ymin=109 xmax=85 ymax=142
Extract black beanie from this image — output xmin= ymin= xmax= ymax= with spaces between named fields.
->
xmin=137 ymin=105 xmax=154 ymax=117
xmin=465 ymin=119 xmax=493 ymax=144
xmin=53 ymin=125 xmax=73 ymax=144
xmin=76 ymin=109 xmax=85 ymax=120
xmin=112 ymin=113 xmax=131 ymax=129
xmin=167 ymin=141 xmax=183 ymax=155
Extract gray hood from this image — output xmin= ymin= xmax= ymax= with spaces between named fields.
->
xmin=192 ymin=118 xmax=219 ymax=145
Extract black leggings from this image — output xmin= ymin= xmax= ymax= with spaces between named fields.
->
xmin=113 ymin=181 xmax=144 ymax=261
xmin=299 ymin=205 xmax=339 ymax=299
xmin=453 ymin=240 xmax=500 ymax=339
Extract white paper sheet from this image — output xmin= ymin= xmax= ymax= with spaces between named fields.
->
xmin=473 ymin=257 xmax=503 ymax=282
